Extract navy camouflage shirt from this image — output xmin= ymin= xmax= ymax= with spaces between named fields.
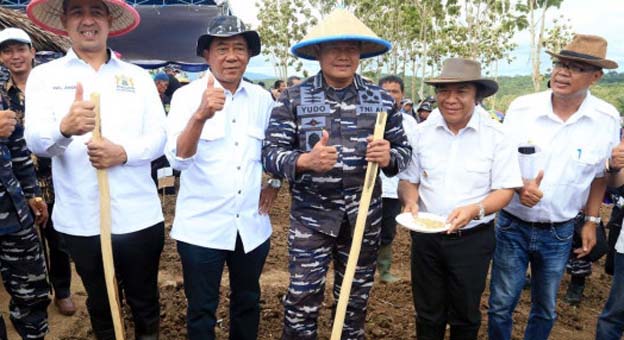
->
xmin=0 ymin=92 xmax=40 ymax=235
xmin=262 ymin=72 xmax=411 ymax=236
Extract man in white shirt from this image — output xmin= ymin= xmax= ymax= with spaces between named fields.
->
xmin=165 ymin=15 xmax=277 ymax=340
xmin=398 ymin=58 xmax=522 ymax=340
xmin=377 ymin=75 xmax=417 ymax=283
xmin=487 ymin=34 xmax=620 ymax=340
xmin=25 ymin=0 xmax=166 ymax=339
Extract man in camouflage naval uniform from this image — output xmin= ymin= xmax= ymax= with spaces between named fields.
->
xmin=262 ymin=8 xmax=411 ymax=340
xmin=0 ymin=35 xmax=50 ymax=339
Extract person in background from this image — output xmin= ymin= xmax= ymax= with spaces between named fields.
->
xmin=153 ymin=72 xmax=170 ymax=111
xmin=416 ymin=101 xmax=433 ymax=122
xmin=271 ymin=79 xmax=286 ymax=100
xmin=287 ymin=75 xmax=302 ymax=87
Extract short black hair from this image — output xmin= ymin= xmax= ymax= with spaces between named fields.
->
xmin=378 ymin=75 xmax=404 ymax=93
xmin=287 ymin=76 xmax=301 ymax=87
xmin=273 ymin=80 xmax=285 ymax=89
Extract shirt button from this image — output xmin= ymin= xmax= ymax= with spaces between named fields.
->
xmin=235 ymin=142 xmax=239 ymax=146
xmin=238 ymin=190 xmax=242 ymax=194
xmin=237 ymin=166 xmax=241 ymax=170
xmin=236 ymin=214 xmax=240 ymax=218
xmin=232 ymin=119 xmax=236 ymax=123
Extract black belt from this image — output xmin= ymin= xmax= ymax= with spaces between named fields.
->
xmin=441 ymin=220 xmax=493 ymax=239
xmin=502 ymin=210 xmax=575 ymax=229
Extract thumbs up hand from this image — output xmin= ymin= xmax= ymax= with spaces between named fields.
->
xmin=60 ymin=82 xmax=96 ymax=137
xmin=195 ymin=74 xmax=225 ymax=121
xmin=297 ymin=130 xmax=338 ymax=173
xmin=609 ymin=141 xmax=624 ymax=171
xmin=0 ymin=109 xmax=17 ymax=138
xmin=519 ymin=170 xmax=544 ymax=208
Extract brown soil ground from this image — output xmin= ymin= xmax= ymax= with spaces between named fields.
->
xmin=1 ymin=191 xmax=615 ymax=339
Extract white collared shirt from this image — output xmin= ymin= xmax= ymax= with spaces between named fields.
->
xmin=503 ymin=90 xmax=620 ymax=223
xmin=381 ymin=112 xmax=418 ymax=199
xmin=399 ymin=106 xmax=523 ymax=229
xmin=165 ymin=74 xmax=273 ymax=253
xmin=24 ymin=49 xmax=166 ymax=236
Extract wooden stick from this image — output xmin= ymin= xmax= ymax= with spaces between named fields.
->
xmin=330 ymin=111 xmax=388 ymax=340
xmin=91 ymin=93 xmax=126 ymax=340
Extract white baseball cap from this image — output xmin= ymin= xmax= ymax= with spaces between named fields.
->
xmin=0 ymin=28 xmax=32 ymax=48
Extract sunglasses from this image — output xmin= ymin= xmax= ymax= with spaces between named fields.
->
xmin=553 ymin=60 xmax=601 ymax=73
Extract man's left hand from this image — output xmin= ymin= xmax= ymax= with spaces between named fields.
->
xmin=258 ymin=185 xmax=279 ymax=215
xmin=86 ymin=138 xmax=128 ymax=169
xmin=446 ymin=204 xmax=480 ymax=234
xmin=573 ymin=221 xmax=597 ymax=258
xmin=366 ymin=136 xmax=391 ymax=168
xmin=28 ymin=197 xmax=48 ymax=227
xmin=610 ymin=141 xmax=624 ymax=170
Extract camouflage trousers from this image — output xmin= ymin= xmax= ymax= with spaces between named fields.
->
xmin=0 ymin=225 xmax=50 ymax=340
xmin=282 ymin=215 xmax=381 ymax=340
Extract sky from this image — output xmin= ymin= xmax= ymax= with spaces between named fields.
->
xmin=228 ymin=0 xmax=624 ymax=78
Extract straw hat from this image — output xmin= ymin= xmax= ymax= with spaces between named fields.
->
xmin=27 ymin=0 xmax=140 ymax=37
xmin=546 ymin=34 xmax=618 ymax=69
xmin=425 ymin=58 xmax=498 ymax=98
xmin=290 ymin=8 xmax=391 ymax=61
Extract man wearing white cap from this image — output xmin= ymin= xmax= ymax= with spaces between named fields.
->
xmin=0 ymin=27 xmax=77 ymax=317
xmin=262 ymin=8 xmax=411 ymax=339
xmin=24 ymin=0 xmax=166 ymax=339
xmin=0 ymin=28 xmax=50 ymax=340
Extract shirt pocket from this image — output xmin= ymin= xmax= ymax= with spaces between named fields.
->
xmin=565 ymin=148 xmax=602 ymax=183
xmin=419 ymin=153 xmax=445 ymax=185
xmin=461 ymin=158 xmax=492 ymax=193
xmin=247 ymin=126 xmax=264 ymax=162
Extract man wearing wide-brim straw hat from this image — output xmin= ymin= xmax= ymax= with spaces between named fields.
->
xmin=487 ymin=34 xmax=621 ymax=340
xmin=262 ymin=8 xmax=411 ymax=340
xmin=398 ymin=57 xmax=522 ymax=339
xmin=24 ymin=0 xmax=167 ymax=339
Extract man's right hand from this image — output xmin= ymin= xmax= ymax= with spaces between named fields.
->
xmin=519 ymin=170 xmax=544 ymax=208
xmin=195 ymin=75 xmax=225 ymax=121
xmin=0 ymin=109 xmax=17 ymax=138
xmin=402 ymin=202 xmax=419 ymax=219
xmin=297 ymin=130 xmax=337 ymax=173
xmin=60 ymin=82 xmax=96 ymax=137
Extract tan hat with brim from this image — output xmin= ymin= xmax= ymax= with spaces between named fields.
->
xmin=290 ymin=8 xmax=391 ymax=61
xmin=546 ymin=34 xmax=618 ymax=69
xmin=27 ymin=0 xmax=140 ymax=38
xmin=425 ymin=58 xmax=498 ymax=98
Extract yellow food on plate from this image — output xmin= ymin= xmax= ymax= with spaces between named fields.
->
xmin=414 ymin=217 xmax=444 ymax=229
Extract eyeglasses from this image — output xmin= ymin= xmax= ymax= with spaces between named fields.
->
xmin=553 ymin=61 xmax=600 ymax=73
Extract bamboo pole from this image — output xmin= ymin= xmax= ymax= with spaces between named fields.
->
xmin=91 ymin=93 xmax=125 ymax=340
xmin=330 ymin=111 xmax=388 ymax=340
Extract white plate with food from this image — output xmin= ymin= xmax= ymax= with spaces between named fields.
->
xmin=396 ymin=212 xmax=450 ymax=233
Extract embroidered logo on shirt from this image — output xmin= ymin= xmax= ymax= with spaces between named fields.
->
xmin=115 ymin=75 xmax=135 ymax=93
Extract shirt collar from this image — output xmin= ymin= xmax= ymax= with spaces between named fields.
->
xmin=542 ymin=89 xmax=597 ymax=124
xmin=64 ymin=48 xmax=116 ymax=66
xmin=433 ymin=106 xmax=481 ymax=134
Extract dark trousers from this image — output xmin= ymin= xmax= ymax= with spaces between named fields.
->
xmin=61 ymin=222 xmax=164 ymax=340
xmin=411 ymin=222 xmax=495 ymax=340
xmin=42 ymin=203 xmax=72 ymax=299
xmin=381 ymin=198 xmax=401 ymax=246
xmin=177 ymin=234 xmax=270 ymax=340
xmin=0 ymin=225 xmax=50 ymax=340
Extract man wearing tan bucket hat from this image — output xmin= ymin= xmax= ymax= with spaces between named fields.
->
xmin=262 ymin=7 xmax=411 ymax=340
xmin=487 ymin=34 xmax=620 ymax=340
xmin=398 ymin=57 xmax=522 ymax=340
xmin=24 ymin=0 xmax=166 ymax=339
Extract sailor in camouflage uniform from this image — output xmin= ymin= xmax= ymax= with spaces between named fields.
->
xmin=262 ymin=9 xmax=411 ymax=340
xmin=0 ymin=59 xmax=50 ymax=339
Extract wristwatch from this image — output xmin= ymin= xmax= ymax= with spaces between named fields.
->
xmin=474 ymin=202 xmax=485 ymax=220
xmin=584 ymin=215 xmax=601 ymax=224
xmin=267 ymin=178 xmax=282 ymax=189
